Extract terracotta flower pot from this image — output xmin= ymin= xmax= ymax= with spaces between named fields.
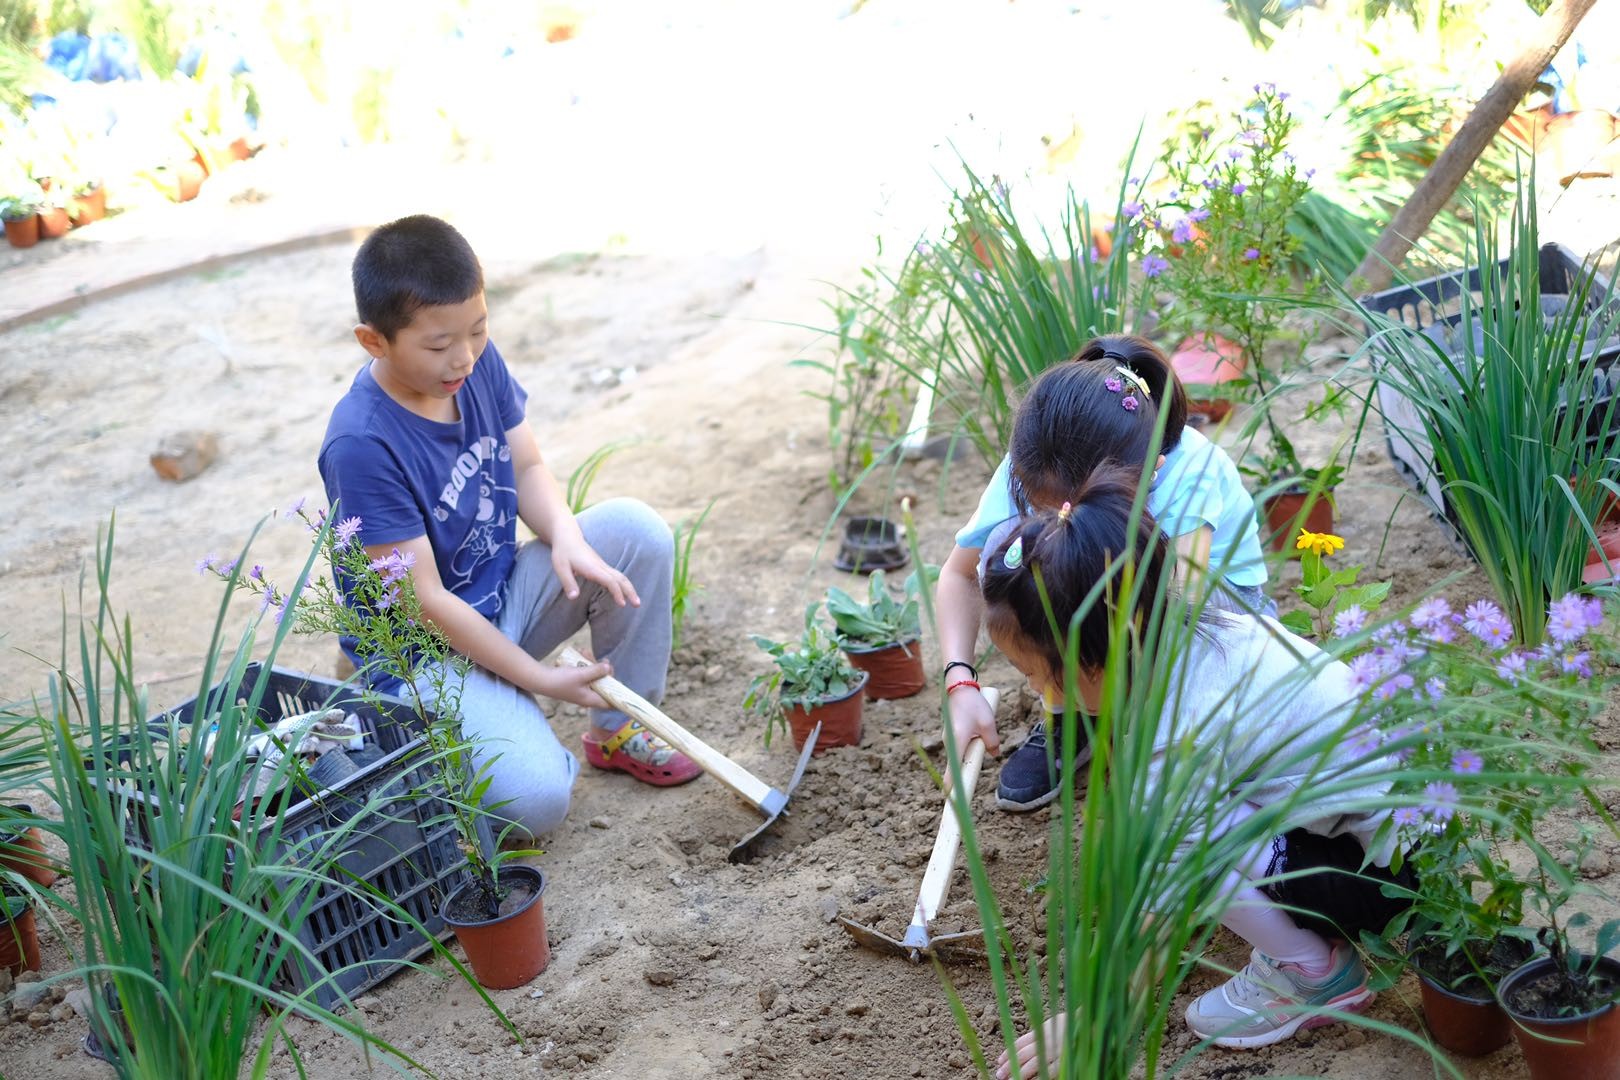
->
xmin=1543 ymin=110 xmax=1619 ymax=187
xmin=844 ymin=640 xmax=925 ymax=700
xmin=3 ymin=215 xmax=39 ymax=249
xmin=70 ymin=186 xmax=106 ymax=227
xmin=441 ymin=864 xmax=550 ymax=990
xmin=227 ymin=137 xmax=254 ymax=162
xmin=1585 ymin=521 xmax=1620 ymax=584
xmin=0 ymin=897 xmax=40 ymax=977
xmin=0 ymin=804 xmax=59 ymax=888
xmin=1419 ymin=974 xmax=1515 ymax=1057
xmin=1413 ymin=937 xmax=1533 ymax=1057
xmin=1262 ymin=488 xmax=1335 ymax=553
xmin=37 ymin=206 xmax=70 ymax=239
xmin=785 ymin=672 xmax=868 ymax=755
xmin=1171 ymin=334 xmax=1247 ymax=425
xmin=177 ymin=160 xmax=206 ymax=202
xmin=1500 ymin=955 xmax=1620 ymax=1079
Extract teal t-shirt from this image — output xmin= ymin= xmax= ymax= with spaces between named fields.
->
xmin=953 ymin=426 xmax=1267 ymax=588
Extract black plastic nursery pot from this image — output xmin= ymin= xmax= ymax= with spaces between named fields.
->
xmin=1500 ymin=955 xmax=1620 ymax=1079
xmin=843 ymin=639 xmax=926 ymax=700
xmin=834 ymin=517 xmax=908 ymax=574
xmin=785 ymin=672 xmax=869 ymax=755
xmin=441 ymin=864 xmax=550 ymax=990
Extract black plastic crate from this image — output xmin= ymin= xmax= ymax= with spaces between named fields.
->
xmin=1357 ymin=243 xmax=1620 ymax=533
xmin=114 ymin=664 xmax=492 ymax=1011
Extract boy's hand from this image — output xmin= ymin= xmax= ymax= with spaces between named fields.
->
xmin=551 ymin=530 xmax=640 ymax=607
xmin=538 ymin=656 xmax=613 ymax=710
xmin=948 ymin=686 xmax=1000 ymax=757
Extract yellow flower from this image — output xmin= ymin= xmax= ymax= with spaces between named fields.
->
xmin=1295 ymin=529 xmax=1345 ymax=558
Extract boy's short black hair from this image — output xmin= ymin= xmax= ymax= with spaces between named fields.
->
xmin=352 ymin=215 xmax=484 ymax=340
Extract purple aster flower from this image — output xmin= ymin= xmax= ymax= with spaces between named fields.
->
xmin=1089 ymin=245 xmax=1100 ymax=262
xmin=1279 ymin=90 xmax=1291 ymax=101
xmin=1373 ymin=621 xmax=1408 ymax=646
xmin=220 ymin=558 xmax=238 ymax=576
xmin=1104 ymin=377 xmax=1124 ymax=393
xmin=283 ymin=496 xmax=306 ymax=520
xmin=1347 ymin=725 xmax=1382 ymax=757
xmin=972 ymin=270 xmax=985 ymax=284
xmin=250 ymin=564 xmax=264 ymax=581
xmin=1347 ymin=654 xmax=1382 ymax=694
xmin=1581 ymin=596 xmax=1604 ymax=630
xmin=1387 ymin=724 xmax=1419 ymax=762
xmin=334 ymin=516 xmax=363 ymax=546
xmin=1374 ymin=672 xmax=1415 ymax=702
xmin=1172 ymin=219 xmax=1194 ymax=244
xmin=1388 ymin=638 xmax=1426 ymax=666
xmin=1189 ymin=207 xmax=1210 ymax=222
xmin=1393 ymin=806 xmax=1425 ymax=828
xmin=1239 ymin=129 xmax=1264 ymax=144
xmin=1560 ymin=650 xmax=1593 ymax=678
xmin=1463 ymin=599 xmax=1504 ymax=633
xmin=1232 ymin=182 xmax=1248 ymax=195
xmin=1333 ymin=605 xmax=1368 ymax=637
xmin=195 ymin=553 xmax=217 ymax=575
xmin=269 ymin=598 xmax=286 ymax=625
xmin=1128 ymin=177 xmax=1141 ymax=186
xmin=1305 ymin=167 xmax=1316 ymax=179
xmin=1451 ymin=750 xmax=1484 ymax=775
xmin=1495 ymin=651 xmax=1529 ymax=684
xmin=1168 ymin=189 xmax=1180 ymax=201
xmin=1410 ymin=597 xmax=1452 ymax=630
xmin=1424 ymin=621 xmax=1457 ymax=645
xmin=258 ymin=589 xmax=275 ymax=614
xmin=377 ymin=585 xmax=400 ymax=611
xmin=1142 ymin=254 xmax=1169 ymax=278
xmin=1423 ymin=781 xmax=1459 ymax=822
xmin=1547 ymin=594 xmax=1588 ymax=645
xmin=1121 ymin=201 xmax=1143 ymax=219
xmin=1243 ymin=247 xmax=1260 ymax=260
xmin=1425 ymin=676 xmax=1447 ymax=701
xmin=1201 ymin=178 xmax=1218 ymax=191
xmin=1122 ymin=395 xmax=1140 ymax=412
xmin=1227 ymin=148 xmax=1244 ymax=160
xmin=914 ymin=239 xmax=932 ymax=257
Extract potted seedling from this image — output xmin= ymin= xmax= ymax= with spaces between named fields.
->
xmin=1498 ymin=852 xmax=1620 ymax=1077
xmin=826 ymin=569 xmax=928 ymax=699
xmin=70 ymin=178 xmax=107 ymax=226
xmin=0 ymin=883 xmax=39 ymax=976
xmin=746 ymin=604 xmax=868 ymax=754
xmin=264 ymin=509 xmax=549 ymax=990
xmin=36 ymin=186 xmax=70 ymax=239
xmin=1 ymin=190 xmax=41 ymax=249
xmin=1251 ymin=454 xmax=1342 ymax=554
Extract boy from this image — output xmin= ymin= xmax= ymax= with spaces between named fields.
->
xmin=319 ymin=215 xmax=698 ymax=840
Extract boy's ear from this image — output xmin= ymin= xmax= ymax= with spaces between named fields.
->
xmin=354 ymin=323 xmax=389 ymax=358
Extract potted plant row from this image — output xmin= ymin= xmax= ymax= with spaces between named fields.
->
xmin=1358 ymin=590 xmax=1616 ymax=1068
xmin=746 ymin=603 xmax=868 ymax=755
xmin=825 ymin=568 xmax=928 ymax=699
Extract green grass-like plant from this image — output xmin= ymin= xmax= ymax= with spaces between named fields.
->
xmin=1356 ymin=182 xmax=1620 ymax=646
xmin=565 ymin=438 xmax=637 ymax=514
xmin=34 ymin=518 xmax=436 ymax=1078
xmin=671 ymin=498 xmax=716 ymax=652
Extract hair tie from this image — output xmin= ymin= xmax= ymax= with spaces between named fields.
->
xmin=1058 ymin=501 xmax=1073 ymax=521
xmin=1002 ymin=536 xmax=1024 ymax=570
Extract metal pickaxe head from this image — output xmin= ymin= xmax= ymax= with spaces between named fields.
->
xmin=838 ymin=915 xmax=988 ymax=964
xmin=728 ymin=721 xmax=820 ymax=863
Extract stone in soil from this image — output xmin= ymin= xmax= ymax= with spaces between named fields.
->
xmin=9 ymin=981 xmax=47 ymax=1014
xmin=495 ymin=883 xmax=534 ymax=918
xmin=644 ymin=969 xmax=677 ymax=986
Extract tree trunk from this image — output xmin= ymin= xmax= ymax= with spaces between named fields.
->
xmin=1348 ymin=0 xmax=1598 ymax=296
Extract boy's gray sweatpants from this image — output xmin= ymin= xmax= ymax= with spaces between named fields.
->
xmin=411 ymin=497 xmax=673 ymax=840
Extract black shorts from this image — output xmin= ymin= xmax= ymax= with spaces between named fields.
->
xmin=1257 ymin=829 xmax=1416 ymax=941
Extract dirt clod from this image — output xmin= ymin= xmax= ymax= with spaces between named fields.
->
xmin=644 ymin=969 xmax=676 ymax=987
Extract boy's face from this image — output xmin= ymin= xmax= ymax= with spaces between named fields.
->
xmin=355 ymin=293 xmax=488 ymax=414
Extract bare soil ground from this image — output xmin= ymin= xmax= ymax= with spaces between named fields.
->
xmin=0 ymin=235 xmax=1615 ymax=1080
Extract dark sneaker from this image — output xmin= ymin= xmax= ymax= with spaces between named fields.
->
xmin=994 ymin=717 xmax=1093 ymax=812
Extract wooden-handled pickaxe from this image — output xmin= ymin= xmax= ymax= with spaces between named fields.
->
xmin=839 ymin=686 xmax=998 ymax=962
xmin=558 ymin=647 xmax=818 ymax=862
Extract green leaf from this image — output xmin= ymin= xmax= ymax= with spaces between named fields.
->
xmin=1278 ymin=610 xmax=1314 ymax=637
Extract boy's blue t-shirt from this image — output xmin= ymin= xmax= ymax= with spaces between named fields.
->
xmin=318 ymin=339 xmax=529 ymax=625
xmin=955 ymin=426 xmax=1267 ymax=588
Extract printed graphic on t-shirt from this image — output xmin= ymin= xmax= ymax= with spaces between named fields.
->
xmin=435 ymin=435 xmax=517 ymax=612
